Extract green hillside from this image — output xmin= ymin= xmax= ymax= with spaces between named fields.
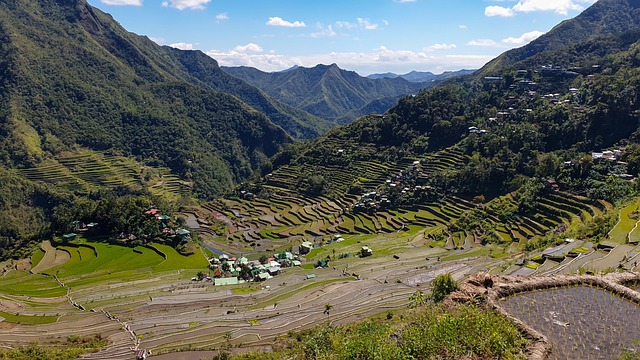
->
xmin=477 ymin=0 xmax=640 ymax=75
xmin=270 ymin=24 xmax=640 ymax=201
xmin=0 ymin=0 xmax=325 ymax=200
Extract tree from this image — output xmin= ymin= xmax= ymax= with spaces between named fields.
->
xmin=196 ymin=271 xmax=205 ymax=281
xmin=430 ymin=273 xmax=459 ymax=302
xmin=323 ymin=303 xmax=333 ymax=315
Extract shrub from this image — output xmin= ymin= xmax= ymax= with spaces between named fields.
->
xmin=430 ymin=273 xmax=459 ymax=302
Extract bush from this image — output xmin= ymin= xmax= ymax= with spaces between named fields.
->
xmin=430 ymin=273 xmax=459 ymax=302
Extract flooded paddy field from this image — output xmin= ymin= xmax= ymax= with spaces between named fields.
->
xmin=500 ymin=285 xmax=640 ymax=360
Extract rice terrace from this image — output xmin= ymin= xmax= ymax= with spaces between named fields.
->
xmin=0 ymin=146 xmax=639 ymax=359
xmin=2 ymin=0 xmax=640 ymax=359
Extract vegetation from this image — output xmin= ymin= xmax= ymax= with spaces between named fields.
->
xmin=0 ymin=335 xmax=107 ymax=360
xmin=223 ymin=64 xmax=433 ymax=124
xmin=0 ymin=0 xmax=295 ymax=202
xmin=429 ymin=273 xmax=459 ymax=302
xmin=225 ymin=304 xmax=527 ymax=360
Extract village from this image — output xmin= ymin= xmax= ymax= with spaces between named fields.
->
xmin=196 ymin=235 xmax=373 ymax=286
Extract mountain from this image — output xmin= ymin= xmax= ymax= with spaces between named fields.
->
xmin=222 ymin=64 xmax=434 ymax=124
xmin=163 ymin=49 xmax=332 ymax=139
xmin=267 ymin=0 xmax=640 ymax=199
xmin=0 ymin=0 xmax=339 ymax=199
xmin=367 ymin=70 xmax=475 ymax=83
xmin=366 ymin=72 xmax=400 ymax=80
xmin=479 ymin=0 xmax=640 ymax=75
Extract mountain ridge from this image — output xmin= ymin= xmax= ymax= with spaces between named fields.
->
xmin=0 ymin=0 xmax=303 ymax=198
xmin=266 ymin=0 xmax=640 ymax=200
xmin=222 ymin=63 xmax=443 ymax=124
xmin=367 ymin=69 xmax=475 ymax=83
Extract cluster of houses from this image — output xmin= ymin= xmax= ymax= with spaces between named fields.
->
xmin=591 ymin=149 xmax=623 ymax=162
xmin=144 ymin=206 xmax=191 ymax=242
xmin=206 ymin=250 xmax=303 ymax=286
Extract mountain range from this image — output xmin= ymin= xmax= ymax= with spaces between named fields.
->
xmin=0 ymin=0 xmax=639 ymax=260
xmin=0 ymin=0 xmax=335 ymax=200
xmin=366 ymin=70 xmax=475 ymax=83
xmin=268 ymin=0 xmax=640 ymax=198
xmin=222 ymin=64 xmax=450 ymax=124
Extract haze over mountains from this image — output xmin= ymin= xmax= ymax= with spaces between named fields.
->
xmin=366 ymin=70 xmax=475 ymax=83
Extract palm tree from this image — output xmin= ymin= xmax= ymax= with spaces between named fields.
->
xmin=323 ymin=303 xmax=333 ymax=315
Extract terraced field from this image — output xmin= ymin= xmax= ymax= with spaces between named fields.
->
xmin=18 ymin=150 xmax=191 ymax=199
xmin=2 ymin=147 xmax=639 ymax=359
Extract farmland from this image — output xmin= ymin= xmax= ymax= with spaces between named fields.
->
xmin=501 ymin=285 xmax=640 ymax=359
xmin=0 ymin=148 xmax=639 ymax=359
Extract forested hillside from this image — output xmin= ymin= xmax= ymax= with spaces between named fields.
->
xmin=0 ymin=0 xmax=306 ymax=258
xmin=266 ymin=0 xmax=640 ymax=203
xmin=223 ymin=64 xmax=433 ymax=124
xmin=0 ymin=0 xmax=326 ymax=199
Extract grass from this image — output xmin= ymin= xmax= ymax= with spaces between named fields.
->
xmin=232 ymin=304 xmax=527 ymax=360
xmin=0 ymin=239 xmax=209 ymax=297
xmin=232 ymin=285 xmax=261 ymax=294
xmin=0 ymin=271 xmax=66 ymax=298
xmin=609 ymin=199 xmax=640 ymax=243
xmin=30 ymin=247 xmax=46 ymax=268
xmin=0 ymin=311 xmax=58 ymax=325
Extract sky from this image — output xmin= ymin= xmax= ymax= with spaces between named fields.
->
xmin=86 ymin=0 xmax=599 ymax=76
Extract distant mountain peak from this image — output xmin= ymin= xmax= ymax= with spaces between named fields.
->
xmin=367 ymin=69 xmax=474 ymax=83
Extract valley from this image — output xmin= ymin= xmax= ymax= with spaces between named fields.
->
xmin=0 ymin=0 xmax=639 ymax=359
xmin=0 ymin=148 xmax=639 ymax=358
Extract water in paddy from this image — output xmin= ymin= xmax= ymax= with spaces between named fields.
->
xmin=500 ymin=286 xmax=640 ymax=360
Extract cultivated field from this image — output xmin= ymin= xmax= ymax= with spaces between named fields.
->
xmin=1 ymin=147 xmax=639 ymax=359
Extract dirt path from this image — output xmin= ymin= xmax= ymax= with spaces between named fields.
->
xmin=31 ymin=240 xmax=70 ymax=274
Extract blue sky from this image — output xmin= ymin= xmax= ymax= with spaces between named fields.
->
xmin=87 ymin=0 xmax=598 ymax=75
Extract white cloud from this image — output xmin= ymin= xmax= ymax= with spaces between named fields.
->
xmin=266 ymin=17 xmax=306 ymax=28
xmin=485 ymin=5 xmax=515 ymax=17
xmin=336 ymin=21 xmax=357 ymax=30
xmin=467 ymin=30 xmax=544 ymax=48
xmin=514 ymin=0 xmax=583 ymax=14
xmin=467 ymin=39 xmax=500 ymax=47
xmin=485 ymin=0 xmax=596 ymax=17
xmin=459 ymin=24 xmax=468 ymax=30
xmin=148 ymin=37 xmax=165 ymax=44
xmin=205 ymin=44 xmax=491 ymax=75
xmin=232 ymin=43 xmax=264 ymax=53
xmin=169 ymin=42 xmax=195 ymax=50
xmin=424 ymin=43 xmax=457 ymax=51
xmin=100 ymin=0 xmax=142 ymax=5
xmin=502 ymin=30 xmax=544 ymax=45
xmin=216 ymin=13 xmax=229 ymax=21
xmin=357 ymin=18 xmax=379 ymax=30
xmin=310 ymin=24 xmax=337 ymax=38
xmin=161 ymin=0 xmax=211 ymax=10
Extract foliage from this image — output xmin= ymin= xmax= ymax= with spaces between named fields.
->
xmin=0 ymin=335 xmax=106 ymax=360
xmin=230 ymin=304 xmax=527 ymax=360
xmin=430 ymin=273 xmax=459 ymax=302
xmin=408 ymin=290 xmax=426 ymax=308
xmin=0 ymin=0 xmax=294 ymax=200
xmin=223 ymin=64 xmax=433 ymax=124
